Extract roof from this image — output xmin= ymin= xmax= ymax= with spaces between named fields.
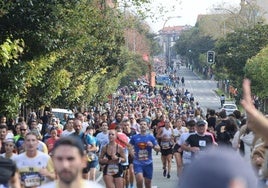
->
xmin=159 ymin=25 xmax=191 ymax=34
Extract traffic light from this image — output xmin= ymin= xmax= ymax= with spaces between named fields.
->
xmin=207 ymin=51 xmax=215 ymax=64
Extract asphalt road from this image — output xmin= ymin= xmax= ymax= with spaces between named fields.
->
xmin=96 ymin=66 xmax=219 ymax=188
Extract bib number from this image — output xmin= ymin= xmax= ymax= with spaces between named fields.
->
xmin=161 ymin=141 xmax=171 ymax=149
xmin=138 ymin=149 xmax=148 ymax=160
xmin=107 ymin=164 xmax=119 ymax=175
xmin=24 ymin=175 xmax=41 ymax=187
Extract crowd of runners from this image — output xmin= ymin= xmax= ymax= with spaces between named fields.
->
xmin=0 ymin=77 xmax=268 ymax=188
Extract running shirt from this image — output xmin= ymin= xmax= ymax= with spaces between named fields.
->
xmin=185 ymin=133 xmax=214 ymax=158
xmin=160 ymin=127 xmax=173 ymax=149
xmin=96 ymin=132 xmax=109 ymax=154
xmin=129 ymin=134 xmax=158 ymax=165
xmin=178 ymin=132 xmax=195 ymax=165
xmin=173 ymin=127 xmax=188 ymax=143
xmin=40 ymin=180 xmax=103 ymax=188
xmin=85 ymin=134 xmax=98 ymax=161
xmin=14 ymin=151 xmax=54 ymax=187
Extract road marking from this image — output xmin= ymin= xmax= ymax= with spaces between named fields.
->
xmin=152 ymin=186 xmax=158 ymax=188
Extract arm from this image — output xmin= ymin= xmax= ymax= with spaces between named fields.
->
xmin=99 ymin=145 xmax=108 ymax=165
xmin=241 ymin=79 xmax=268 ymax=144
xmin=118 ymin=146 xmax=126 ymax=163
xmin=9 ymin=171 xmax=21 ymax=188
xmin=156 ymin=127 xmax=163 ymax=139
xmin=39 ymin=157 xmax=56 ymax=180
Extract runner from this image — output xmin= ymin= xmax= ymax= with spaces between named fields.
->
xmin=157 ymin=119 xmax=174 ymax=179
xmin=40 ymin=136 xmax=103 ymax=188
xmin=99 ymin=129 xmax=126 ymax=188
xmin=129 ymin=120 xmax=160 ymax=188
xmin=14 ymin=132 xmax=55 ymax=187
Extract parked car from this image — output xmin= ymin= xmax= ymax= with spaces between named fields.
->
xmin=51 ymin=108 xmax=74 ymax=122
xmin=221 ymin=103 xmax=238 ymax=116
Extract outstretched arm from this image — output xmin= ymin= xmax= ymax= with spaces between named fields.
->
xmin=241 ymin=79 xmax=268 ymax=143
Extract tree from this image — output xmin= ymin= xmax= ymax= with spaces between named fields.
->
xmin=174 ymin=27 xmax=215 ymax=71
xmin=0 ymin=0 xmax=157 ymax=117
xmin=214 ymin=24 xmax=268 ymax=88
xmin=244 ymin=46 xmax=268 ymax=98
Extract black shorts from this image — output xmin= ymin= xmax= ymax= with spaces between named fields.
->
xmin=82 ymin=160 xmax=99 ymax=173
xmin=173 ymin=143 xmax=181 ymax=153
xmin=161 ymin=148 xmax=173 ymax=156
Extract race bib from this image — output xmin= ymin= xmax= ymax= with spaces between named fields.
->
xmin=138 ymin=149 xmax=149 ymax=160
xmin=183 ymin=151 xmax=192 ymax=165
xmin=199 ymin=140 xmax=206 ymax=147
xmin=161 ymin=141 xmax=171 ymax=149
xmin=24 ymin=174 xmax=41 ymax=187
xmin=107 ymin=164 xmax=119 ymax=175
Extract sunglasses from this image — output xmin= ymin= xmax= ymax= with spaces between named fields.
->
xmin=20 ymin=129 xmax=27 ymax=131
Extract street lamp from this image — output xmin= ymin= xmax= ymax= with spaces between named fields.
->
xmin=161 ymin=16 xmax=181 ymax=72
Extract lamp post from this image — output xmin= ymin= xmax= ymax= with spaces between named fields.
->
xmin=161 ymin=16 xmax=181 ymax=72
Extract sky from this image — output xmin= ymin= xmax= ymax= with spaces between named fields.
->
xmin=145 ymin=0 xmax=241 ymax=33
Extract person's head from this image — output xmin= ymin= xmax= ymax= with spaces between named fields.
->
xmin=128 ymin=114 xmax=136 ymax=122
xmin=175 ymin=118 xmax=183 ymax=129
xmin=50 ymin=127 xmax=58 ymax=138
xmin=115 ymin=112 xmax=123 ymax=123
xmin=4 ymin=138 xmax=16 ymax=154
xmin=30 ymin=119 xmax=38 ymax=130
xmin=101 ymin=113 xmax=108 ymax=121
xmin=209 ymin=109 xmax=215 ymax=116
xmin=196 ymin=120 xmax=207 ymax=135
xmin=85 ymin=125 xmax=94 ymax=135
xmin=100 ymin=121 xmax=109 ymax=133
xmin=19 ymin=121 xmax=28 ymax=137
xmin=219 ymin=110 xmax=227 ymax=119
xmin=75 ymin=113 xmax=85 ymax=123
xmin=108 ymin=129 xmax=117 ymax=142
xmin=139 ymin=120 xmax=148 ymax=134
xmin=122 ymin=119 xmax=131 ymax=134
xmin=0 ymin=115 xmax=6 ymax=123
xmin=73 ymin=119 xmax=82 ymax=133
xmin=52 ymin=136 xmax=86 ymax=184
xmin=164 ymin=119 xmax=170 ymax=128
xmin=65 ymin=118 xmax=74 ymax=131
xmin=179 ymin=147 xmax=258 ymax=188
xmin=15 ymin=123 xmax=21 ymax=135
xmin=24 ymin=132 xmax=39 ymax=153
xmin=186 ymin=120 xmax=196 ymax=133
xmin=0 ymin=125 xmax=8 ymax=141
xmin=115 ymin=124 xmax=123 ymax=133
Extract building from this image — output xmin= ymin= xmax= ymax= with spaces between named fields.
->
xmin=158 ymin=25 xmax=191 ymax=70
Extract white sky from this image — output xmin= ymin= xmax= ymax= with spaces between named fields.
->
xmin=145 ymin=0 xmax=241 ymax=33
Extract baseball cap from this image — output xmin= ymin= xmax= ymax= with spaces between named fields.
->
xmin=196 ymin=120 xmax=207 ymax=126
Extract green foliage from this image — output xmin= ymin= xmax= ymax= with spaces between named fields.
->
xmin=215 ymin=24 xmax=268 ymax=87
xmin=174 ymin=27 xmax=215 ymax=69
xmin=244 ymin=46 xmax=268 ymax=98
xmin=0 ymin=0 xmax=158 ymax=117
xmin=0 ymin=38 xmax=24 ymax=67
